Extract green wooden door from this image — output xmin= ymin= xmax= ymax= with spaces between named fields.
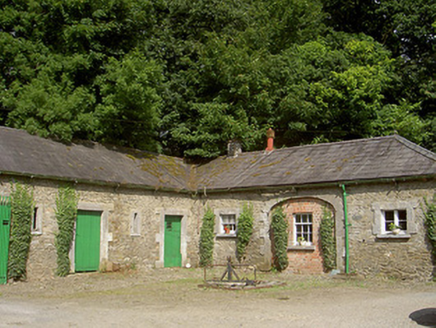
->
xmin=75 ymin=210 xmax=101 ymax=272
xmin=0 ymin=197 xmax=11 ymax=284
xmin=164 ymin=215 xmax=182 ymax=267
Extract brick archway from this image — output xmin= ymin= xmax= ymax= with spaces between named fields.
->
xmin=273 ymin=197 xmax=335 ymax=274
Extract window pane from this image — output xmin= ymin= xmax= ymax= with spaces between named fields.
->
xmin=294 ymin=213 xmax=313 ymax=243
xmin=398 ymin=210 xmax=407 ymax=230
xmin=384 ymin=210 xmax=394 ymax=231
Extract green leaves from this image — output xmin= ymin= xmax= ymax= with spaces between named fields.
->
xmin=1 ymin=0 xmax=433 ymax=157
xmin=8 ymin=183 xmax=33 ymax=281
xmin=236 ymin=203 xmax=253 ymax=262
xmin=270 ymin=206 xmax=288 ymax=272
xmin=320 ymin=208 xmax=336 ymax=272
xmin=55 ymin=186 xmax=78 ymax=277
xmin=199 ymin=207 xmax=215 ymax=267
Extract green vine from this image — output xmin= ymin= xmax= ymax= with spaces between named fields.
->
xmin=320 ymin=207 xmax=336 ymax=271
xmin=199 ymin=207 xmax=215 ymax=267
xmin=55 ymin=186 xmax=78 ymax=277
xmin=270 ymin=206 xmax=289 ymax=271
xmin=8 ymin=183 xmax=34 ymax=281
xmin=237 ymin=203 xmax=254 ymax=262
xmin=424 ymin=197 xmax=436 ymax=259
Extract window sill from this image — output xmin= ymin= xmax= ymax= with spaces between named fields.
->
xmin=217 ymin=234 xmax=237 ymax=238
xmin=287 ymin=245 xmax=315 ymax=251
xmin=31 ymin=231 xmax=42 ymax=236
xmin=130 ymin=233 xmax=141 ymax=237
xmin=376 ymin=233 xmax=411 ymax=240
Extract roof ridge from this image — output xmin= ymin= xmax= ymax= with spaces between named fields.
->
xmin=392 ymin=134 xmax=436 ymax=161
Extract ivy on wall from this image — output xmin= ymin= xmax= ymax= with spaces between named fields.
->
xmin=320 ymin=207 xmax=336 ymax=272
xmin=55 ymin=186 xmax=78 ymax=277
xmin=424 ymin=197 xmax=436 ymax=261
xmin=199 ymin=207 xmax=215 ymax=267
xmin=8 ymin=183 xmax=34 ymax=281
xmin=270 ymin=206 xmax=289 ymax=271
xmin=237 ymin=203 xmax=254 ymax=263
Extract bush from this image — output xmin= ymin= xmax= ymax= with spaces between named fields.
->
xmin=8 ymin=183 xmax=33 ymax=281
xmin=271 ymin=206 xmax=288 ymax=271
xmin=320 ymin=207 xmax=336 ymax=271
xmin=237 ymin=203 xmax=254 ymax=262
xmin=55 ymin=186 xmax=78 ymax=277
xmin=199 ymin=208 xmax=215 ymax=267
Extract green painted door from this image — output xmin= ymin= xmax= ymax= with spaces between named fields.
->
xmin=75 ymin=210 xmax=101 ymax=272
xmin=164 ymin=215 xmax=182 ymax=267
xmin=0 ymin=197 xmax=10 ymax=284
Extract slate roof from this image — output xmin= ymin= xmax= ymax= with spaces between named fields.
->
xmin=0 ymin=127 xmax=190 ymax=191
xmin=0 ymin=127 xmax=435 ymax=192
xmin=194 ymin=135 xmax=436 ymax=191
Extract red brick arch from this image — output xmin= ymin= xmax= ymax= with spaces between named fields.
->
xmin=272 ymin=197 xmax=335 ymax=274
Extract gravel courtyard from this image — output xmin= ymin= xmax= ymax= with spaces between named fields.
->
xmin=1 ymin=268 xmax=435 ymax=327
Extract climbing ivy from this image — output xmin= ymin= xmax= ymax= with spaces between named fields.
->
xmin=55 ymin=186 xmax=78 ymax=277
xmin=199 ymin=207 xmax=215 ymax=267
xmin=320 ymin=207 xmax=336 ymax=272
xmin=8 ymin=183 xmax=34 ymax=281
xmin=237 ymin=203 xmax=254 ymax=263
xmin=424 ymin=197 xmax=436 ymax=259
xmin=270 ymin=206 xmax=289 ymax=272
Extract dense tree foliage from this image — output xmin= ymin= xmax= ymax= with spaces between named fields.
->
xmin=1 ymin=0 xmax=433 ymax=158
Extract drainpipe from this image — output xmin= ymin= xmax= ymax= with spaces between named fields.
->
xmin=341 ymin=184 xmax=350 ymax=274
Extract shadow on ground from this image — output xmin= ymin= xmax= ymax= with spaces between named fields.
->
xmin=410 ymin=308 xmax=436 ymax=327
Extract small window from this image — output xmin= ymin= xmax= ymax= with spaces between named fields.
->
xmin=31 ymin=206 xmax=42 ymax=234
xmin=382 ymin=210 xmax=407 ymax=234
xmin=131 ymin=212 xmax=141 ymax=236
xmin=294 ymin=213 xmax=313 ymax=245
xmin=221 ymin=214 xmax=237 ymax=235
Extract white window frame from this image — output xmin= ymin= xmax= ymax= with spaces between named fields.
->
xmin=31 ymin=205 xmax=43 ymax=235
xmin=214 ymin=209 xmax=240 ymax=237
xmin=372 ymin=201 xmax=417 ymax=237
xmin=130 ymin=211 xmax=141 ymax=236
xmin=293 ymin=213 xmax=313 ymax=245
xmin=381 ymin=209 xmax=407 ymax=234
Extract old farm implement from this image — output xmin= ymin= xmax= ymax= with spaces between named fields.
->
xmin=200 ymin=257 xmax=285 ymax=290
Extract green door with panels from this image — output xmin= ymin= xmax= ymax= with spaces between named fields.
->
xmin=164 ymin=215 xmax=182 ymax=267
xmin=0 ymin=197 xmax=10 ymax=284
xmin=75 ymin=210 xmax=101 ymax=272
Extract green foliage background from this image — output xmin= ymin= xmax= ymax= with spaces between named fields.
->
xmin=55 ymin=186 xmax=78 ymax=277
xmin=199 ymin=208 xmax=215 ymax=267
xmin=8 ymin=183 xmax=33 ymax=281
xmin=270 ymin=206 xmax=289 ymax=271
xmin=237 ymin=203 xmax=254 ymax=262
xmin=1 ymin=0 xmax=434 ymax=157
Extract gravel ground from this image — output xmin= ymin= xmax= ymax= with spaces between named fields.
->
xmin=0 ymin=268 xmax=435 ymax=327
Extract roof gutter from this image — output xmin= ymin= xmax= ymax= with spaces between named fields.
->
xmin=0 ymin=171 xmax=192 ymax=194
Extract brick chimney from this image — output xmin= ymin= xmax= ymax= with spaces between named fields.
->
xmin=266 ymin=128 xmax=275 ymax=151
xmin=227 ymin=139 xmax=242 ymax=157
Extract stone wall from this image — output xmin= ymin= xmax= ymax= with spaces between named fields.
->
xmin=0 ymin=174 xmax=434 ymax=281
xmin=345 ymin=180 xmax=436 ymax=280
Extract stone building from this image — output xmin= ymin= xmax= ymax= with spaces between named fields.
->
xmin=0 ymin=126 xmax=435 ymax=280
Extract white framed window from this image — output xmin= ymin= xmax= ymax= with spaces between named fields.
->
xmin=372 ymin=201 xmax=417 ymax=237
xmin=221 ymin=214 xmax=237 ymax=235
xmin=293 ymin=213 xmax=313 ymax=245
xmin=381 ymin=210 xmax=407 ymax=234
xmin=31 ymin=205 xmax=42 ymax=235
xmin=130 ymin=211 xmax=141 ymax=236
xmin=214 ymin=209 xmax=240 ymax=237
